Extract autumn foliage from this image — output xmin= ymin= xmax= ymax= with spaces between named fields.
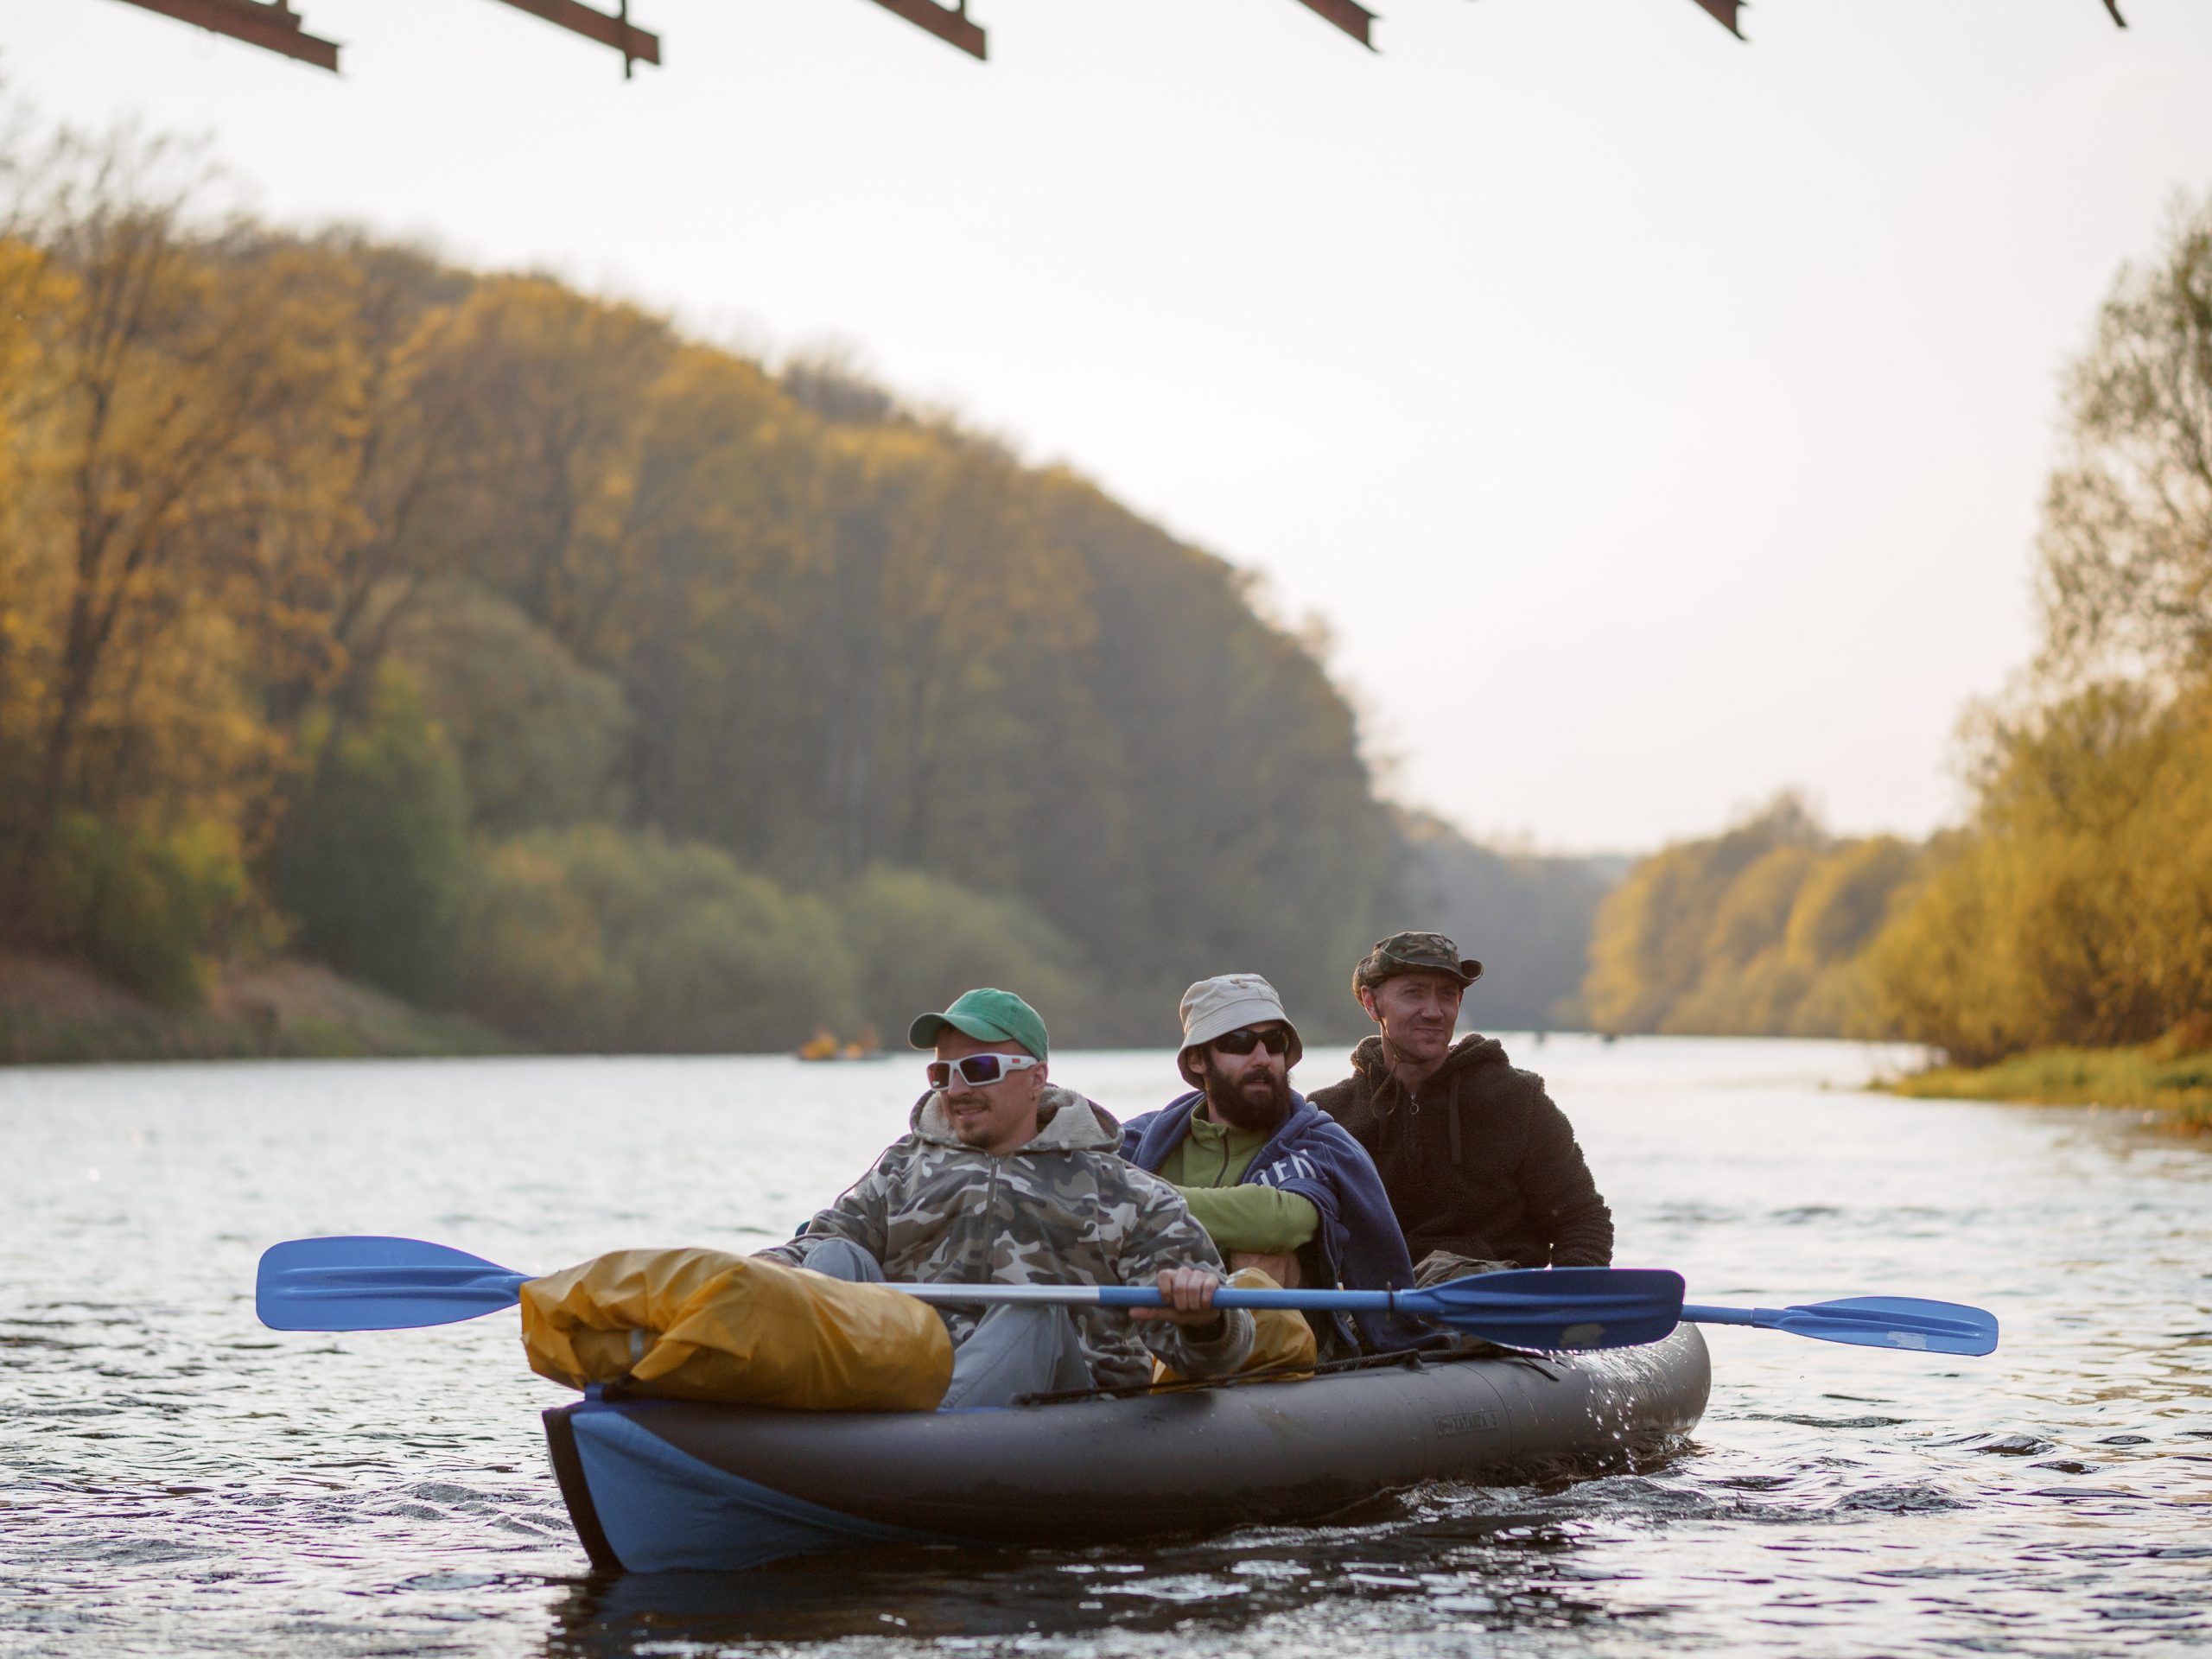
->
xmin=1582 ymin=796 xmax=1915 ymax=1039
xmin=0 ymin=119 xmax=1602 ymax=1049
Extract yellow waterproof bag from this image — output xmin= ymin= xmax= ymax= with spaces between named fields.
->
xmin=1153 ymin=1267 xmax=1318 ymax=1384
xmin=519 ymin=1247 xmax=953 ymax=1412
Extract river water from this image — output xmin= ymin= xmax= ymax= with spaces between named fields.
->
xmin=1 ymin=1037 xmax=2206 ymax=1658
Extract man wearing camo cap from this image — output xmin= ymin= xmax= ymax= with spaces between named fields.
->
xmin=1307 ymin=932 xmax=1613 ymax=1284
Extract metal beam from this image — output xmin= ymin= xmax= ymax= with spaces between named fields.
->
xmin=1686 ymin=0 xmax=1745 ymax=38
xmin=1293 ymin=0 xmax=1376 ymax=50
xmin=108 ymin=0 xmax=340 ymax=71
xmin=484 ymin=0 xmax=661 ymax=71
xmin=861 ymin=0 xmax=988 ymax=60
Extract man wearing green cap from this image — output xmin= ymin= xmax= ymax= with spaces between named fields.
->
xmin=758 ymin=988 xmax=1254 ymax=1407
xmin=1308 ymin=933 xmax=1613 ymax=1281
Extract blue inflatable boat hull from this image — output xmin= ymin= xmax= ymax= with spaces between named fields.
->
xmin=542 ymin=1325 xmax=1711 ymax=1573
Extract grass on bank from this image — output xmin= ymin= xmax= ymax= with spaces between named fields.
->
xmin=1886 ymin=1031 xmax=2212 ymax=1133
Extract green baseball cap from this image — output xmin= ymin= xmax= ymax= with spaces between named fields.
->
xmin=906 ymin=988 xmax=1050 ymax=1060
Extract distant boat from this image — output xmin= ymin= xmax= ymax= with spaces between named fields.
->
xmin=797 ymin=1027 xmax=887 ymax=1063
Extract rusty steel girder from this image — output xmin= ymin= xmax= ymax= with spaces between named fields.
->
xmin=1688 ymin=0 xmax=1746 ymax=39
xmin=111 ymin=0 xmax=340 ymax=70
xmin=91 ymin=0 xmax=2139 ymax=77
xmin=489 ymin=0 xmax=659 ymax=73
xmin=103 ymin=0 xmax=661 ymax=73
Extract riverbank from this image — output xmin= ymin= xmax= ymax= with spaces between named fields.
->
xmin=0 ymin=952 xmax=511 ymax=1064
xmin=1884 ymin=1035 xmax=2212 ymax=1132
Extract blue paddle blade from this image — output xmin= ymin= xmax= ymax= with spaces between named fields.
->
xmin=257 ymin=1236 xmax=531 ymax=1332
xmin=1770 ymin=1295 xmax=1999 ymax=1357
xmin=1399 ymin=1267 xmax=1685 ymax=1351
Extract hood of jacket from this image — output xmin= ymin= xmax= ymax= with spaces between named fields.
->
xmin=768 ymin=1082 xmax=1249 ymax=1389
xmin=1348 ymin=1033 xmax=1507 ymax=1101
xmin=910 ymin=1084 xmax=1122 ymax=1153
xmin=1122 ymin=1089 xmax=1328 ymax=1174
xmin=1120 ymin=1088 xmax=1439 ymax=1355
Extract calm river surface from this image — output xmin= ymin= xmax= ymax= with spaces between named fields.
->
xmin=2 ymin=1037 xmax=2206 ymax=1658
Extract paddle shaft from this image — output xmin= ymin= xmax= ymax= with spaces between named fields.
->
xmin=893 ymin=1281 xmax=1393 ymax=1311
xmin=256 ymin=1238 xmax=1677 ymax=1348
xmin=858 ymin=1271 xmax=1684 ymax=1351
xmin=1684 ymin=1304 xmax=1779 ymax=1327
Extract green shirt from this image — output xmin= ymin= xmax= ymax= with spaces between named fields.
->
xmin=1155 ymin=1107 xmax=1320 ymax=1255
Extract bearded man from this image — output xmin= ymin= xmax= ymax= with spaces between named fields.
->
xmin=1118 ymin=974 xmax=1430 ymax=1356
xmin=1307 ymin=932 xmax=1613 ymax=1282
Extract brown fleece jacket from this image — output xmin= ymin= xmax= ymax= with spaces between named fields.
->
xmin=1306 ymin=1034 xmax=1613 ymax=1270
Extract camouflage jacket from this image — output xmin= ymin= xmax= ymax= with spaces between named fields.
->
xmin=759 ymin=1086 xmax=1254 ymax=1389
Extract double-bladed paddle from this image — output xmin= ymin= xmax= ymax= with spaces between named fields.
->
xmin=255 ymin=1236 xmax=1681 ymax=1351
xmin=254 ymin=1236 xmax=2000 ymax=1356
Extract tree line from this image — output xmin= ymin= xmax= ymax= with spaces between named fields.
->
xmin=0 ymin=116 xmax=1606 ymax=1052
xmin=1586 ymin=192 xmax=2212 ymax=1065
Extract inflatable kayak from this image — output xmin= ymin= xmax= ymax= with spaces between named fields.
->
xmin=542 ymin=1324 xmax=1711 ymax=1573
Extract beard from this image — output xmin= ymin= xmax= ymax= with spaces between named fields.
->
xmin=1202 ymin=1058 xmax=1292 ymax=1133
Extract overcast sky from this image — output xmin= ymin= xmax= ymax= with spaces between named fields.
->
xmin=13 ymin=0 xmax=2212 ymax=852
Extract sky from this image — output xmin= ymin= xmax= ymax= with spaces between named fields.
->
xmin=10 ymin=0 xmax=2212 ymax=853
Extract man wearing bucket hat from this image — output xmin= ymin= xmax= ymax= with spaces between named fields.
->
xmin=1308 ymin=933 xmax=1613 ymax=1283
xmin=1118 ymin=974 xmax=1433 ymax=1357
xmin=760 ymin=988 xmax=1254 ymax=1407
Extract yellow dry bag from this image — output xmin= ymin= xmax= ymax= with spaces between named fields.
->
xmin=519 ymin=1247 xmax=953 ymax=1412
xmin=1152 ymin=1266 xmax=1317 ymax=1384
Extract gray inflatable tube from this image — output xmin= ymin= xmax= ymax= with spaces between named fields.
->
xmin=542 ymin=1325 xmax=1711 ymax=1574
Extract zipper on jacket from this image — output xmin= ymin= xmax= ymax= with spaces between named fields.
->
xmin=974 ymin=1157 xmax=1000 ymax=1285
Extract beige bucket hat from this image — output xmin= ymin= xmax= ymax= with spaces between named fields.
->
xmin=1176 ymin=973 xmax=1304 ymax=1084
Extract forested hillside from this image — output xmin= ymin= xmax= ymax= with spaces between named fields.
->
xmin=1582 ymin=797 xmax=1916 ymax=1039
xmin=0 ymin=119 xmax=1600 ymax=1053
xmin=1586 ymin=193 xmax=2212 ymax=1065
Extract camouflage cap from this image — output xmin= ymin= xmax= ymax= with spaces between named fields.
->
xmin=1353 ymin=931 xmax=1484 ymax=996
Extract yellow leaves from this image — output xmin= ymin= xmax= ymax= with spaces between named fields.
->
xmin=1584 ymin=801 xmax=1920 ymax=1039
xmin=1859 ymin=688 xmax=2212 ymax=1065
xmin=408 ymin=277 xmax=680 ymax=654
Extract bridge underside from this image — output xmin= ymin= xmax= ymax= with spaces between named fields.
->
xmin=93 ymin=0 xmax=2127 ymax=78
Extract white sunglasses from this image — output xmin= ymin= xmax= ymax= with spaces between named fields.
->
xmin=926 ymin=1052 xmax=1042 ymax=1090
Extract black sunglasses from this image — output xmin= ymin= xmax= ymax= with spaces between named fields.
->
xmin=1212 ymin=1026 xmax=1292 ymax=1058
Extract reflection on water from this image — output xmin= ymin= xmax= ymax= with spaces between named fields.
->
xmin=2 ymin=1038 xmax=2208 ymax=1657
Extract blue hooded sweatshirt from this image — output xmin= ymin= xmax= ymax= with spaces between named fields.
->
xmin=1119 ymin=1091 xmax=1437 ymax=1354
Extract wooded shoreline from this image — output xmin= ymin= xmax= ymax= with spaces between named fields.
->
xmin=6 ymin=946 xmax=2203 ymax=1146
